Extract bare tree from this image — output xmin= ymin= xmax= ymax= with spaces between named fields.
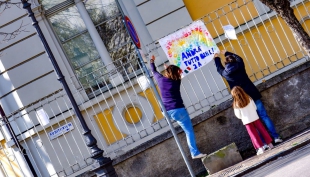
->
xmin=0 ymin=0 xmax=22 ymax=13
xmin=0 ymin=21 xmax=27 ymax=41
xmin=0 ymin=0 xmax=25 ymax=41
xmin=259 ymin=0 xmax=310 ymax=56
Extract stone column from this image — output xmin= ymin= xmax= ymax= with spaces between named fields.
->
xmin=74 ymin=0 xmax=115 ymax=71
xmin=74 ymin=0 xmax=124 ymax=86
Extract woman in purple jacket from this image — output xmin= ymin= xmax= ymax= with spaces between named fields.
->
xmin=150 ymin=55 xmax=206 ymax=159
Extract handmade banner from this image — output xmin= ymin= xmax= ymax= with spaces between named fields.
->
xmin=159 ymin=20 xmax=219 ymax=77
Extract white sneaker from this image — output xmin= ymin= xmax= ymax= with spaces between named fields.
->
xmin=256 ymin=148 xmax=264 ymax=155
xmin=274 ymin=138 xmax=283 ymax=144
xmin=263 ymin=144 xmax=269 ymax=150
xmin=192 ymin=153 xmax=207 ymax=159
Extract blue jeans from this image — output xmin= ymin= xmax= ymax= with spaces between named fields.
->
xmin=167 ymin=108 xmax=201 ymax=156
xmin=254 ymin=99 xmax=279 ymax=139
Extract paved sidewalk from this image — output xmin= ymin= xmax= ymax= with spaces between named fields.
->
xmin=209 ymin=129 xmax=310 ymax=177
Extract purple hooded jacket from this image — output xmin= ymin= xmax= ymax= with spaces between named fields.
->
xmin=150 ymin=63 xmax=185 ymax=111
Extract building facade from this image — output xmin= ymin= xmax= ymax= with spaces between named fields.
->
xmin=0 ymin=0 xmax=309 ymax=176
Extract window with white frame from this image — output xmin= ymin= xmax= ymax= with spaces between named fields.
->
xmin=40 ymin=0 xmax=140 ymax=96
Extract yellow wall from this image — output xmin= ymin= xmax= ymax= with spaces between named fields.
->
xmin=0 ymin=140 xmax=23 ymax=177
xmin=95 ymin=107 xmax=127 ymax=145
xmin=124 ymin=107 xmax=142 ymax=124
xmin=184 ymin=0 xmax=310 ymax=81
xmin=138 ymin=87 xmax=163 ymax=123
xmin=94 ymin=87 xmax=164 ymax=145
xmin=184 ymin=0 xmax=259 ymax=38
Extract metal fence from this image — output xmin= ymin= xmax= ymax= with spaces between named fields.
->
xmin=146 ymin=0 xmax=309 ymax=83
xmin=1 ymin=0 xmax=310 ymax=176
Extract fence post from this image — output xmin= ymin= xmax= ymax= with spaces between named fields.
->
xmin=0 ymin=105 xmax=37 ymax=177
xmin=20 ymin=1 xmax=117 ymax=176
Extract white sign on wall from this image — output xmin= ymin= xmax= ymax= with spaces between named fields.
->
xmin=36 ymin=108 xmax=50 ymax=127
xmin=48 ymin=122 xmax=74 ymax=140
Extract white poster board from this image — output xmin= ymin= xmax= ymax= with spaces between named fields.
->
xmin=159 ymin=20 xmax=219 ymax=77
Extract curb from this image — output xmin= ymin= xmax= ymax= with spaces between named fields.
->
xmin=231 ymin=137 xmax=310 ymax=177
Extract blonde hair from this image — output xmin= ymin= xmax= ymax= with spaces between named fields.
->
xmin=231 ymin=86 xmax=250 ymax=108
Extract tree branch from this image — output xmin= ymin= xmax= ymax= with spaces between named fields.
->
xmin=0 ymin=21 xmax=28 ymax=41
xmin=0 ymin=0 xmax=22 ymax=14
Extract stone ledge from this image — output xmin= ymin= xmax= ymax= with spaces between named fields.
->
xmin=210 ymin=129 xmax=310 ymax=177
xmin=202 ymin=142 xmax=243 ymax=175
xmin=113 ymin=60 xmax=310 ymax=166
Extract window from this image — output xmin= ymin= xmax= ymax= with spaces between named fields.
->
xmin=41 ymin=0 xmax=140 ymax=95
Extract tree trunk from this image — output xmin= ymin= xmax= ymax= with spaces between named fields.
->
xmin=260 ymin=0 xmax=310 ymax=57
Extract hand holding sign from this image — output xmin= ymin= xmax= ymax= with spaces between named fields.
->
xmin=221 ymin=50 xmax=227 ymax=55
xmin=164 ymin=63 xmax=169 ymax=69
xmin=214 ymin=53 xmax=219 ymax=58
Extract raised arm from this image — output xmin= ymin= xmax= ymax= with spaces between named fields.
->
xmin=150 ymin=55 xmax=163 ymax=80
xmin=214 ymin=53 xmax=225 ymax=76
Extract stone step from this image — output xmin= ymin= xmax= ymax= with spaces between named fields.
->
xmin=202 ymin=142 xmax=243 ymax=175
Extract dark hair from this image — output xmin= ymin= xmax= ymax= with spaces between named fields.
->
xmin=225 ymin=55 xmax=237 ymax=65
xmin=231 ymin=86 xmax=250 ymax=108
xmin=165 ymin=65 xmax=181 ymax=80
